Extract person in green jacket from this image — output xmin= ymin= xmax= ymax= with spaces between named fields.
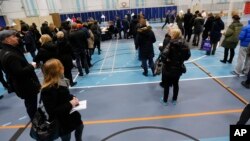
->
xmin=220 ymin=15 xmax=243 ymax=63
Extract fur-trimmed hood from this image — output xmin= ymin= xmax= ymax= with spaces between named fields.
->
xmin=137 ymin=26 xmax=152 ymax=33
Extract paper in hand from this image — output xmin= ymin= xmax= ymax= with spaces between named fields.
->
xmin=70 ymin=100 xmax=87 ymax=114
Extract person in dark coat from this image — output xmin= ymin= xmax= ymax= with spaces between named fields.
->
xmin=69 ymin=23 xmax=89 ymax=76
xmin=210 ymin=14 xmax=225 ymax=55
xmin=41 ymin=21 xmax=53 ymax=38
xmin=23 ymin=26 xmax=37 ymax=59
xmin=183 ymin=9 xmax=193 ymax=42
xmin=192 ymin=13 xmax=204 ymax=46
xmin=56 ymin=31 xmax=76 ymax=87
xmin=122 ymin=15 xmax=130 ymax=39
xmin=41 ymin=59 xmax=83 ymax=141
xmin=201 ymin=13 xmax=214 ymax=48
xmin=130 ymin=15 xmax=139 ymax=49
xmin=162 ymin=10 xmax=170 ymax=29
xmin=160 ymin=28 xmax=187 ymax=106
xmin=91 ymin=21 xmax=102 ymax=55
xmin=0 ymin=30 xmax=40 ymax=119
xmin=136 ymin=19 xmax=156 ymax=76
xmin=220 ymin=15 xmax=242 ymax=63
xmin=34 ymin=34 xmax=57 ymax=65
xmin=115 ymin=16 xmax=122 ymax=39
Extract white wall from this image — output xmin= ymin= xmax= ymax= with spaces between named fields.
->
xmin=36 ymin=0 xmax=49 ymax=16
xmin=0 ymin=0 xmax=246 ymax=24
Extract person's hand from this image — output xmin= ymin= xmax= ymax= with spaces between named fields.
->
xmin=70 ymin=97 xmax=79 ymax=108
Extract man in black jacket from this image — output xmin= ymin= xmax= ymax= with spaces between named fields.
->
xmin=0 ymin=30 xmax=40 ymax=120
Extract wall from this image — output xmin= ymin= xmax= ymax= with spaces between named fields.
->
xmin=0 ymin=0 xmax=246 ymax=26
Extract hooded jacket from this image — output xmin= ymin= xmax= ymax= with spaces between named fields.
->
xmin=239 ymin=20 xmax=250 ymax=47
xmin=136 ymin=26 xmax=156 ymax=60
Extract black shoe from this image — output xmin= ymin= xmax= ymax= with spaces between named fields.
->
xmin=241 ymin=81 xmax=250 ymax=89
xmin=70 ymin=82 xmax=77 ymax=87
xmin=227 ymin=60 xmax=232 ymax=64
xmin=159 ymin=82 xmax=164 ymax=88
xmin=79 ymin=73 xmax=83 ymax=76
xmin=220 ymin=60 xmax=226 ymax=63
xmin=0 ymin=95 xmax=3 ymax=99
xmin=142 ymin=72 xmax=148 ymax=76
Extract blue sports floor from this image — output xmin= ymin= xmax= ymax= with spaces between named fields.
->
xmin=0 ymin=23 xmax=249 ymax=141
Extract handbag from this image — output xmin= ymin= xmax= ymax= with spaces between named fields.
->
xmin=154 ymin=56 xmax=163 ymax=75
xmin=30 ymin=94 xmax=58 ymax=140
xmin=202 ymin=39 xmax=212 ymax=51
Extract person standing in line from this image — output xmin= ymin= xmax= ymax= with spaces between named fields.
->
xmin=0 ymin=30 xmax=40 ymax=119
xmin=160 ymin=28 xmax=188 ymax=105
xmin=209 ymin=14 xmax=225 ymax=55
xmin=231 ymin=20 xmax=250 ymax=76
xmin=162 ymin=10 xmax=170 ymax=29
xmin=183 ymin=9 xmax=193 ymax=42
xmin=220 ymin=15 xmax=243 ymax=63
xmin=136 ymin=19 xmax=156 ymax=76
xmin=41 ymin=59 xmax=83 ymax=141
xmin=56 ymin=31 xmax=77 ymax=87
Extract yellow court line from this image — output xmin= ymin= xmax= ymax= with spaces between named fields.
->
xmin=193 ymin=62 xmax=249 ymax=105
xmin=0 ymin=109 xmax=242 ymax=129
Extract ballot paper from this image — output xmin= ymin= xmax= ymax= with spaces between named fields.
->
xmin=70 ymin=100 xmax=87 ymax=114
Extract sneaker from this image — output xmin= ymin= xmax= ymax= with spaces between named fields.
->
xmin=160 ymin=97 xmax=168 ymax=106
xmin=172 ymin=100 xmax=177 ymax=105
xmin=241 ymin=81 xmax=250 ymax=89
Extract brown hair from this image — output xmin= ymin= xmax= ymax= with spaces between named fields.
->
xmin=41 ymin=59 xmax=64 ymax=89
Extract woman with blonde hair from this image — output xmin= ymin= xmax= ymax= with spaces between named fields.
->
xmin=160 ymin=28 xmax=188 ymax=106
xmin=34 ymin=34 xmax=57 ymax=65
xmin=41 ymin=59 xmax=83 ymax=141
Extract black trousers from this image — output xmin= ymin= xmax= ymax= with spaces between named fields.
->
xmin=222 ymin=48 xmax=235 ymax=63
xmin=24 ymin=94 xmax=38 ymax=120
xmin=163 ymin=76 xmax=180 ymax=102
xmin=237 ymin=104 xmax=250 ymax=125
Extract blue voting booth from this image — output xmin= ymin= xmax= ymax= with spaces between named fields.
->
xmin=60 ymin=6 xmax=177 ymax=22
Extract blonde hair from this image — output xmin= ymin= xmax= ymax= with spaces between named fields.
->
xmin=56 ymin=31 xmax=64 ymax=39
xmin=170 ymin=28 xmax=182 ymax=39
xmin=41 ymin=59 xmax=64 ymax=89
xmin=39 ymin=34 xmax=52 ymax=46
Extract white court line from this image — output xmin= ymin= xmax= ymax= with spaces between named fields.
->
xmin=69 ymin=75 xmax=241 ymax=89
xmin=111 ymin=38 xmax=119 ymax=72
xmin=99 ymin=38 xmax=113 ymax=73
xmin=73 ymin=73 xmax=79 ymax=83
xmin=2 ymin=122 xmax=11 ymax=126
xmin=18 ymin=116 xmax=27 ymax=120
xmin=185 ymin=55 xmax=207 ymax=63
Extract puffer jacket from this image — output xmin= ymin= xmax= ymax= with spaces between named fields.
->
xmin=239 ymin=20 xmax=250 ymax=47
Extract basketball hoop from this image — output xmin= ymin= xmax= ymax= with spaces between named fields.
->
xmin=121 ymin=2 xmax=127 ymax=8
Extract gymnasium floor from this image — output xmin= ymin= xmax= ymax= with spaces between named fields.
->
xmin=0 ymin=23 xmax=249 ymax=141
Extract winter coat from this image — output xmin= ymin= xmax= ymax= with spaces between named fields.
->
xmin=34 ymin=41 xmax=57 ymax=64
xmin=183 ymin=12 xmax=193 ymax=29
xmin=0 ymin=44 xmax=40 ymax=99
xmin=57 ymin=39 xmax=73 ymax=69
xmin=210 ymin=18 xmax=225 ymax=43
xmin=69 ymin=29 xmax=89 ymax=52
xmin=136 ymin=26 xmax=156 ymax=60
xmin=239 ymin=20 xmax=250 ymax=47
xmin=202 ymin=16 xmax=215 ymax=39
xmin=221 ymin=21 xmax=243 ymax=49
xmin=193 ymin=17 xmax=205 ymax=34
xmin=41 ymin=84 xmax=82 ymax=135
